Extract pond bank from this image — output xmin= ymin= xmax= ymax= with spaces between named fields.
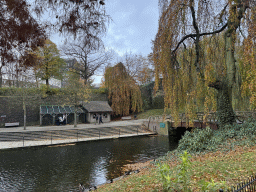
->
xmin=97 ymin=143 xmax=256 ymax=192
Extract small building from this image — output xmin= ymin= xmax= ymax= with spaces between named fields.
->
xmin=81 ymin=101 xmax=113 ymax=123
xmin=40 ymin=105 xmax=85 ymax=126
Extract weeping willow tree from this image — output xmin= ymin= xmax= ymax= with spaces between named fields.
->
xmin=154 ymin=0 xmax=256 ymax=125
xmin=240 ymin=32 xmax=256 ymax=110
xmin=104 ymin=62 xmax=143 ymax=116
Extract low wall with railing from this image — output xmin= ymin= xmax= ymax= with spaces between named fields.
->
xmin=0 ymin=126 xmax=155 ymax=149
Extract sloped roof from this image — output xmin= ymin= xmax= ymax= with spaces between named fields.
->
xmin=81 ymin=101 xmax=113 ymax=113
xmin=40 ymin=105 xmax=84 ymax=115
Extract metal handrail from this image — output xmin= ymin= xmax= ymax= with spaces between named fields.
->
xmin=148 ymin=111 xmax=256 ymax=124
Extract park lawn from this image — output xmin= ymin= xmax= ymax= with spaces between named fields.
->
xmin=137 ymin=109 xmax=164 ymax=119
xmin=187 ymin=144 xmax=256 ymax=191
xmin=97 ymin=164 xmax=162 ymax=192
xmin=98 ymin=142 xmax=256 ymax=191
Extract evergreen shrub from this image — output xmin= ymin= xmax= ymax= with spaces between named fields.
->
xmin=177 ymin=119 xmax=256 ymax=153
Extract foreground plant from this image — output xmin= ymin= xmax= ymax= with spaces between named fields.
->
xmin=157 ymin=150 xmax=191 ymax=191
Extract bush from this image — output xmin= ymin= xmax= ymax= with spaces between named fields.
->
xmin=177 ymin=127 xmax=217 ymax=153
xmin=157 ymin=151 xmax=191 ymax=191
xmin=177 ymin=119 xmax=256 ymax=153
xmin=199 ymin=179 xmax=227 ymax=192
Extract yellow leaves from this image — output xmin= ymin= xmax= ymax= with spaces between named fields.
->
xmin=104 ymin=63 xmax=142 ymax=116
xmin=240 ymin=37 xmax=256 ymax=110
xmin=205 ymin=63 xmax=216 ymax=84
xmin=30 ymin=39 xmax=65 ymax=83
xmin=249 ymin=93 xmax=256 ymax=110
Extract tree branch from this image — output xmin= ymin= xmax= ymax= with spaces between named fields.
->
xmin=189 ymin=0 xmax=201 ymax=73
xmin=172 ymin=23 xmax=228 ymax=53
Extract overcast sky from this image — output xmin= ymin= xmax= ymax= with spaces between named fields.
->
xmin=50 ymin=0 xmax=159 ymax=84
xmin=102 ymin=0 xmax=159 ymax=57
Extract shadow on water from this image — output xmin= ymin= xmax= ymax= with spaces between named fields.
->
xmin=0 ymin=135 xmax=178 ymax=191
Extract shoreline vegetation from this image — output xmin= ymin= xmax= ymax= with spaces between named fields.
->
xmin=96 ymin=111 xmax=256 ymax=191
xmin=98 ymin=144 xmax=256 ymax=192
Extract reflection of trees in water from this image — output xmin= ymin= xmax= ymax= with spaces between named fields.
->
xmin=105 ymin=137 xmax=166 ymax=179
xmin=0 ymin=136 xmax=173 ymax=191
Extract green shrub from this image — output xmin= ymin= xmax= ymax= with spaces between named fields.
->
xmin=199 ymin=179 xmax=227 ymax=192
xmin=157 ymin=151 xmax=191 ymax=191
xmin=177 ymin=119 xmax=256 ymax=154
xmin=177 ymin=127 xmax=218 ymax=153
xmin=157 ymin=162 xmax=172 ymax=191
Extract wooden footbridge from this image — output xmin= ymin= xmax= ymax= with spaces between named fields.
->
xmin=145 ymin=111 xmax=256 ymax=136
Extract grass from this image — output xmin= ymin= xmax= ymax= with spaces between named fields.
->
xmin=137 ymin=109 xmax=164 ymax=119
xmin=97 ymin=165 xmax=162 ymax=192
xmin=97 ymin=141 xmax=256 ymax=191
xmin=98 ymin=112 xmax=256 ymax=191
xmin=185 ymin=144 xmax=256 ymax=191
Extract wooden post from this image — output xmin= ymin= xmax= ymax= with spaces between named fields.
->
xmin=74 ymin=111 xmax=77 ymax=128
xmin=40 ymin=114 xmax=42 ymax=126
xmin=53 ymin=114 xmax=55 ymax=126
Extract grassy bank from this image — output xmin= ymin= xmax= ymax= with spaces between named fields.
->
xmin=137 ymin=109 xmax=164 ymax=119
xmin=97 ymin=120 xmax=256 ymax=191
xmin=98 ymin=143 xmax=256 ymax=192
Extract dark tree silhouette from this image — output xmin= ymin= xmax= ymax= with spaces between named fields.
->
xmin=0 ymin=0 xmax=46 ymax=87
xmin=34 ymin=0 xmax=109 ymax=48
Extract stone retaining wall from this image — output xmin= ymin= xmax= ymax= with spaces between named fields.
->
xmin=0 ymin=91 xmax=108 ymax=128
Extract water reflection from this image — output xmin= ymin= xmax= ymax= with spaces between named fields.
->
xmin=0 ymin=135 xmax=177 ymax=191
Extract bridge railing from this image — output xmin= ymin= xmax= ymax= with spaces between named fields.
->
xmin=148 ymin=111 xmax=256 ymax=124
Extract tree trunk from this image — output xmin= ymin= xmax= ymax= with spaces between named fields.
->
xmin=23 ymin=100 xmax=26 ymax=130
xmin=16 ymin=79 xmax=19 ymax=88
xmin=0 ymin=69 xmax=2 ymax=88
xmin=46 ymin=65 xmax=49 ymax=87
xmin=216 ymin=83 xmax=236 ymax=125
xmin=74 ymin=110 xmax=77 ymax=128
xmin=35 ymin=76 xmax=39 ymax=88
xmin=16 ymin=64 xmax=19 ymax=87
xmin=84 ymin=55 xmax=88 ymax=85
xmin=209 ymin=30 xmax=237 ymax=125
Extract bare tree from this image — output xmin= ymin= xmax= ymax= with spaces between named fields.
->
xmin=62 ymin=41 xmax=113 ymax=85
xmin=117 ymin=52 xmax=154 ymax=85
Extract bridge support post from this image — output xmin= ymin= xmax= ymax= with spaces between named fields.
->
xmin=158 ymin=121 xmax=169 ymax=136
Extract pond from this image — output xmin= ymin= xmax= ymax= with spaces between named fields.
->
xmin=0 ymin=135 xmax=177 ymax=191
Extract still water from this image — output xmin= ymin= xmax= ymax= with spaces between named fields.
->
xmin=0 ymin=135 xmax=177 ymax=191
